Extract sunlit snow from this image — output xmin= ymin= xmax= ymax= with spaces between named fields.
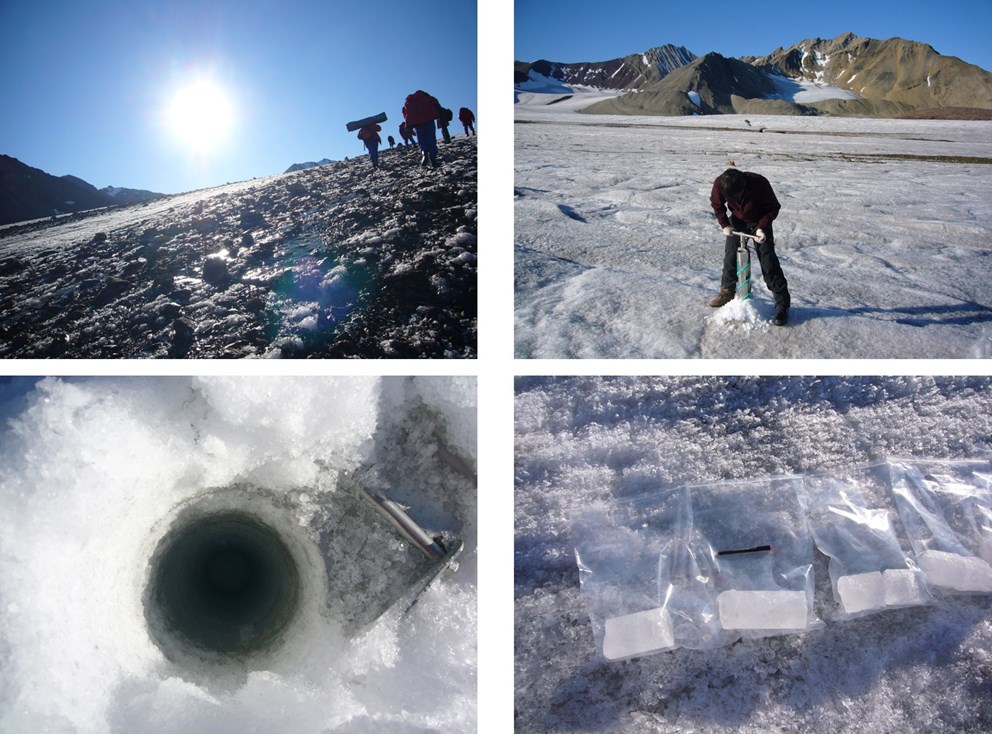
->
xmin=515 ymin=97 xmax=992 ymax=358
xmin=767 ymin=73 xmax=859 ymax=103
xmin=0 ymin=376 xmax=477 ymax=734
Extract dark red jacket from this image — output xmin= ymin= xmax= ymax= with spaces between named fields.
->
xmin=403 ymin=90 xmax=440 ymax=127
xmin=710 ymin=171 xmax=780 ymax=231
xmin=458 ymin=107 xmax=474 ymax=125
xmin=357 ymin=123 xmax=381 ymax=145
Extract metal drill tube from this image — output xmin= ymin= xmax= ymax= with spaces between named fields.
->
xmin=736 ymin=240 xmax=752 ymax=300
xmin=339 ymin=472 xmax=447 ymax=559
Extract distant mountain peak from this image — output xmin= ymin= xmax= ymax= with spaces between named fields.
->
xmin=517 ymin=32 xmax=992 ymax=119
xmin=517 ymin=43 xmax=697 ymax=92
xmin=100 ymin=185 xmax=166 ymax=205
xmin=285 ymin=158 xmax=334 ymax=173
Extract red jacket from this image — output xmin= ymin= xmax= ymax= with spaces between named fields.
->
xmin=710 ymin=171 xmax=780 ymax=231
xmin=357 ymin=124 xmax=381 ymax=145
xmin=458 ymin=107 xmax=474 ymax=125
xmin=403 ymin=90 xmax=440 ymax=127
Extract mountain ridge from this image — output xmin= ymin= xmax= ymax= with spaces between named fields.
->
xmin=516 ymin=33 xmax=992 ymax=118
xmin=517 ymin=44 xmax=696 ymax=91
xmin=0 ymin=155 xmax=167 ymax=226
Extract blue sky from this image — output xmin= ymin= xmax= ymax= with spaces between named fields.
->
xmin=0 ymin=0 xmax=477 ymax=194
xmin=515 ymin=0 xmax=992 ymax=74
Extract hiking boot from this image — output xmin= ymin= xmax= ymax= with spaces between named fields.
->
xmin=773 ymin=304 xmax=789 ymax=326
xmin=430 ymin=156 xmax=439 ymax=168
xmin=420 ymin=153 xmax=429 ymax=167
xmin=773 ymin=289 xmax=791 ymax=325
xmin=709 ymin=288 xmax=734 ymax=307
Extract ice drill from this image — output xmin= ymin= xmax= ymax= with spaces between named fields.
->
xmin=732 ymin=231 xmax=759 ymax=301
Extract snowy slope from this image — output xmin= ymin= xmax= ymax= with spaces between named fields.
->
xmin=514 ymin=106 xmax=992 ymax=358
xmin=515 ymin=376 xmax=992 ymax=734
xmin=0 ymin=376 xmax=477 ymax=734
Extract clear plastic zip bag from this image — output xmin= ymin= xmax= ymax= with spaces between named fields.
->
xmin=572 ymin=486 xmax=723 ymax=660
xmin=887 ymin=458 xmax=992 ymax=594
xmin=803 ymin=465 xmax=932 ymax=619
xmin=686 ymin=476 xmax=822 ymax=638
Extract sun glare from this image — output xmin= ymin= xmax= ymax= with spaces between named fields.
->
xmin=167 ymin=77 xmax=235 ymax=152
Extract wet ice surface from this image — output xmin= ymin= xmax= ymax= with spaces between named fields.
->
xmin=514 ymin=96 xmax=992 ymax=358
xmin=0 ymin=138 xmax=477 ymax=358
xmin=515 ymin=376 xmax=992 ymax=733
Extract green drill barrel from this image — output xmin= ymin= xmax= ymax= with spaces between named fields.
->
xmin=736 ymin=243 xmax=752 ymax=300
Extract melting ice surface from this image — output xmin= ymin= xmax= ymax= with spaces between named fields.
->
xmin=514 ymin=99 xmax=992 ymax=358
xmin=0 ymin=376 xmax=477 ymax=733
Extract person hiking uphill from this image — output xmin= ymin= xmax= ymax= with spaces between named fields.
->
xmin=438 ymin=107 xmax=453 ymax=144
xmin=709 ymin=167 xmax=791 ymax=326
xmin=458 ymin=107 xmax=475 ymax=136
xmin=357 ymin=122 xmax=382 ymax=168
xmin=403 ymin=89 xmax=442 ymax=168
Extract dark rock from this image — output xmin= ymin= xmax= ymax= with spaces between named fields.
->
xmin=202 ymin=254 xmax=230 ymax=284
xmin=92 ymin=277 xmax=130 ymax=307
xmin=152 ymin=272 xmax=174 ymax=292
xmin=160 ymin=302 xmax=183 ymax=319
xmin=240 ymin=210 xmax=267 ymax=229
xmin=193 ymin=216 xmax=218 ymax=234
xmin=38 ymin=333 xmax=70 ymax=357
xmin=170 ymin=318 xmax=194 ymax=357
xmin=0 ymin=257 xmax=28 ymax=276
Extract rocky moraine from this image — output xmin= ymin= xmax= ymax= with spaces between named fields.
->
xmin=0 ymin=137 xmax=477 ymax=358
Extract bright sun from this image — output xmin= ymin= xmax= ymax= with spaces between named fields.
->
xmin=167 ymin=78 xmax=234 ymax=152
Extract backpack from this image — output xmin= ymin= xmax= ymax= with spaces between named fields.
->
xmin=403 ymin=91 xmax=439 ymax=126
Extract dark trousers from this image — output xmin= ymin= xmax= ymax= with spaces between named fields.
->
xmin=415 ymin=123 xmax=438 ymax=158
xmin=721 ymin=220 xmax=790 ymax=307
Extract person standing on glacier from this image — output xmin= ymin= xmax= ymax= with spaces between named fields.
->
xmin=708 ymin=167 xmax=791 ymax=325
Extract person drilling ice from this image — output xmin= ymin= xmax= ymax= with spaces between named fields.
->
xmin=709 ymin=167 xmax=791 ymax=326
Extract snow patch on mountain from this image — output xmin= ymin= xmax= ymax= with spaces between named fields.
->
xmin=767 ymin=73 xmax=859 ymax=103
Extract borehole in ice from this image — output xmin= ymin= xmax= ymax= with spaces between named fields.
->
xmin=149 ymin=512 xmax=299 ymax=654
xmin=143 ymin=488 xmax=323 ymax=666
